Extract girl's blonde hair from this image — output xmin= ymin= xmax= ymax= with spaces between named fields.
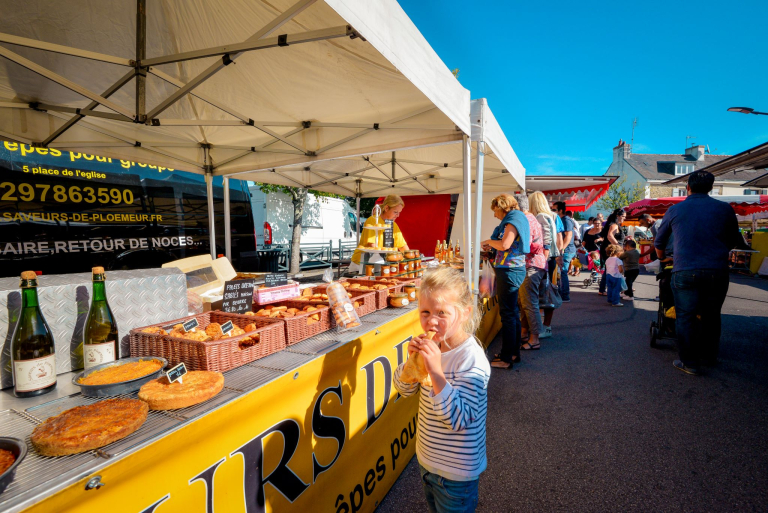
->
xmin=418 ymin=267 xmax=480 ymax=336
xmin=490 ymin=193 xmax=518 ymax=213
xmin=605 ymin=244 xmax=622 ymax=257
xmin=529 ymin=191 xmax=554 ymax=219
xmin=380 ymin=195 xmax=404 ymax=213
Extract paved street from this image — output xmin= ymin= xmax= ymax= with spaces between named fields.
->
xmin=378 ymin=272 xmax=768 ymax=512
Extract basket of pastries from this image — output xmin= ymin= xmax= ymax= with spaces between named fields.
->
xmin=344 ymin=278 xmax=404 ymax=310
xmin=129 ymin=311 xmax=286 ymax=372
xmin=248 ymin=301 xmax=331 ymax=345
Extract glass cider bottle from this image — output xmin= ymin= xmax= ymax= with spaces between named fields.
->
xmin=83 ymin=267 xmax=119 ymax=369
xmin=11 ymin=271 xmax=57 ymax=398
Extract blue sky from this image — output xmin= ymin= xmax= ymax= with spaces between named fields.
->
xmin=398 ymin=0 xmax=768 ymax=176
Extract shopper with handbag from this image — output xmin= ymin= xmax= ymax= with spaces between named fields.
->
xmin=483 ymin=193 xmax=530 ymax=369
xmin=529 ymin=191 xmax=561 ymax=338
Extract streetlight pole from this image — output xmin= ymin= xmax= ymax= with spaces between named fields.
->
xmin=727 ymin=107 xmax=768 ymax=116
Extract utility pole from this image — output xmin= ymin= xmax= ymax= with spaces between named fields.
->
xmin=630 ymin=118 xmax=638 ymax=147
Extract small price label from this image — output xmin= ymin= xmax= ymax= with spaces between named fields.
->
xmin=166 ymin=362 xmax=187 ymax=384
xmin=182 ymin=318 xmax=199 ymax=333
xmin=265 ymin=273 xmax=288 ymax=287
xmin=220 ymin=320 xmax=234 ymax=335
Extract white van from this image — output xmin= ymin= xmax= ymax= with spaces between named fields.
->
xmin=249 ymin=187 xmax=358 ymax=247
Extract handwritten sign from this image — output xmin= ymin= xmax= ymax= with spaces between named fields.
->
xmin=166 ymin=362 xmax=187 ymax=384
xmin=222 ymin=279 xmax=255 ymax=314
xmin=182 ymin=318 xmax=199 ymax=333
xmin=264 ymin=273 xmax=288 ymax=288
xmin=220 ymin=320 xmax=234 ymax=336
xmin=384 ymin=220 xmax=394 ymax=248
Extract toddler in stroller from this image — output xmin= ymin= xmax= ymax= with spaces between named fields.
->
xmin=650 ymin=260 xmax=676 ymax=347
xmin=582 ymin=251 xmax=603 ymax=289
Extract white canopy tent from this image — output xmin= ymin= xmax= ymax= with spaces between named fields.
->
xmin=0 ymin=0 xmax=525 ymax=289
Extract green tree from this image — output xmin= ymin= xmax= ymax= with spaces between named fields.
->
xmin=345 ymin=197 xmax=378 ymax=218
xmin=597 ymin=176 xmax=644 ymax=212
xmin=254 ymin=183 xmax=343 ymax=274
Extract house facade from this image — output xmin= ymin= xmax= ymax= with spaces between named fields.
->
xmin=586 ymin=141 xmax=766 ymax=217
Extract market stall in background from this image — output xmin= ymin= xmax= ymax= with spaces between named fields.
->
xmin=0 ymin=1 xmax=526 ymax=512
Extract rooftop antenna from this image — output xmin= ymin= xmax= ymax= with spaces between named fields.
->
xmin=631 ymin=117 xmax=638 ymax=147
xmin=686 ymin=135 xmax=697 ymax=149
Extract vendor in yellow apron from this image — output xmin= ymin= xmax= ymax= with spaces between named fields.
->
xmin=350 ymin=195 xmax=409 ymax=273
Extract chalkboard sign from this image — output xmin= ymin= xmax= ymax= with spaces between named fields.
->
xmin=222 ymin=279 xmax=255 ymax=314
xmin=166 ymin=362 xmax=187 ymax=384
xmin=182 ymin=318 xmax=199 ymax=332
xmin=384 ymin=220 xmax=394 ymax=248
xmin=264 ymin=273 xmax=288 ymax=287
xmin=221 ymin=320 xmax=234 ymax=335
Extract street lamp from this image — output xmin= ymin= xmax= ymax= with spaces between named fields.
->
xmin=727 ymin=107 xmax=768 ymax=116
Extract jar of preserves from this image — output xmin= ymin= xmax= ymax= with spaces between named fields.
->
xmin=365 ymin=264 xmax=375 ymax=277
xmin=403 ymin=284 xmax=417 ymax=301
xmin=388 ymin=293 xmax=409 ymax=308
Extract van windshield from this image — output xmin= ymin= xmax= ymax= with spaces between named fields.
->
xmin=0 ymin=143 xmax=256 ymax=277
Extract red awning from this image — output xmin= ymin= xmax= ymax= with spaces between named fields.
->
xmin=626 ymin=196 xmax=768 ymax=217
xmin=524 ymin=176 xmax=618 ymax=212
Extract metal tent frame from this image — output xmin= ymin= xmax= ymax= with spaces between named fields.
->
xmin=0 ymin=0 xmax=525 ymax=289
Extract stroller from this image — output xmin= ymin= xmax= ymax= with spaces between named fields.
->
xmin=582 ymin=251 xmax=604 ymax=289
xmin=650 ymin=260 xmax=676 ymax=348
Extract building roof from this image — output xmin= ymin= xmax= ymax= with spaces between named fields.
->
xmin=662 ymin=140 xmax=768 ymax=185
xmin=626 ymin=153 xmax=733 ymax=181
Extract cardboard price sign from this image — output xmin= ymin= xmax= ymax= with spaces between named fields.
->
xmin=384 ymin=220 xmax=394 ymax=248
xmin=222 ymin=279 xmax=255 ymax=314
xmin=264 ymin=273 xmax=288 ymax=288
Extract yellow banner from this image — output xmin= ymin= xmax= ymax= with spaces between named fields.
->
xmin=28 ymin=311 xmax=422 ymax=513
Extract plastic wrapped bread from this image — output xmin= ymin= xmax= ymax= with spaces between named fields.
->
xmin=400 ymin=331 xmax=437 ymax=386
xmin=326 ymin=281 xmax=362 ymax=330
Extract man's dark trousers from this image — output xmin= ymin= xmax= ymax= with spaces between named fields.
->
xmin=671 ymin=269 xmax=730 ymax=368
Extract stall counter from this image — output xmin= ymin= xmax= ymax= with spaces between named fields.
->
xmin=0 ymin=304 xmax=422 ymax=513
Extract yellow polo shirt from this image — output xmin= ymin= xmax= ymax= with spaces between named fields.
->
xmin=351 ymin=217 xmax=407 ymax=264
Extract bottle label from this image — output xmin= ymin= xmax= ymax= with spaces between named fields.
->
xmin=84 ymin=342 xmax=116 ymax=369
xmin=14 ymin=354 xmax=57 ymax=392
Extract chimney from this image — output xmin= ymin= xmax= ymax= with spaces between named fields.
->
xmin=685 ymin=145 xmax=706 ymax=161
xmin=613 ymin=140 xmax=631 ymax=162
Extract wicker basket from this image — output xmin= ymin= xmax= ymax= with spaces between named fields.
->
xmin=129 ymin=311 xmax=286 ymax=372
xmin=293 ymin=289 xmax=376 ymax=318
xmin=390 ymin=276 xmax=420 ymax=287
xmin=343 ymin=278 xmax=403 ymax=310
xmin=251 ymin=301 xmax=331 ymax=345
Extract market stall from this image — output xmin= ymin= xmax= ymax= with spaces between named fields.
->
xmin=626 ymin=195 xmax=768 ymax=218
xmin=524 ymin=175 xmax=618 ymax=212
xmin=0 ymin=2 xmax=525 ymax=512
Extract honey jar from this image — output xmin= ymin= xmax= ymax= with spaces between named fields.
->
xmin=365 ymin=264 xmax=374 ymax=276
xmin=403 ymin=284 xmax=417 ymax=301
xmin=388 ymin=293 xmax=409 ymax=308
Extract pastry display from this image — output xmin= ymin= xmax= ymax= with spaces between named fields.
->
xmin=169 ymin=323 xmax=211 ymax=342
xmin=31 ymin=398 xmax=148 ymax=456
xmin=399 ymin=331 xmax=437 ymax=387
xmin=78 ymin=359 xmax=164 ymax=386
xmin=326 ymin=282 xmax=361 ymax=329
xmin=0 ymin=450 xmax=15 ymax=474
xmin=141 ymin=326 xmax=167 ymax=335
xmin=139 ymin=371 xmax=224 ymax=410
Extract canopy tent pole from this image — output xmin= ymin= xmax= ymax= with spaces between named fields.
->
xmin=223 ymin=176 xmax=231 ymax=261
xmin=472 ymin=141 xmax=485 ymax=295
xmin=462 ymin=135 xmax=473 ymax=288
xmin=135 ymin=0 xmax=147 ymax=122
xmin=355 ymin=179 xmax=362 ymax=244
xmin=204 ymin=146 xmax=216 ymax=259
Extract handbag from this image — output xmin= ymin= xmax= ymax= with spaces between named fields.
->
xmin=542 ymin=265 xmax=562 ymax=309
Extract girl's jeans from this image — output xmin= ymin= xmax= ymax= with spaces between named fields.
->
xmin=420 ymin=465 xmax=479 ymax=513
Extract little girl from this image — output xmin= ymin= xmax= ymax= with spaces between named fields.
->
xmin=604 ymin=244 xmax=625 ymax=307
xmin=393 ymin=267 xmax=490 ymax=513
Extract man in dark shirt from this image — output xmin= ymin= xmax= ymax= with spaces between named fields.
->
xmin=554 ymin=201 xmax=576 ymax=302
xmin=654 ymin=171 xmax=744 ymax=375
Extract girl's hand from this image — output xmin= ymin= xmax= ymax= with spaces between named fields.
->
xmin=409 ymin=334 xmax=426 ymax=355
